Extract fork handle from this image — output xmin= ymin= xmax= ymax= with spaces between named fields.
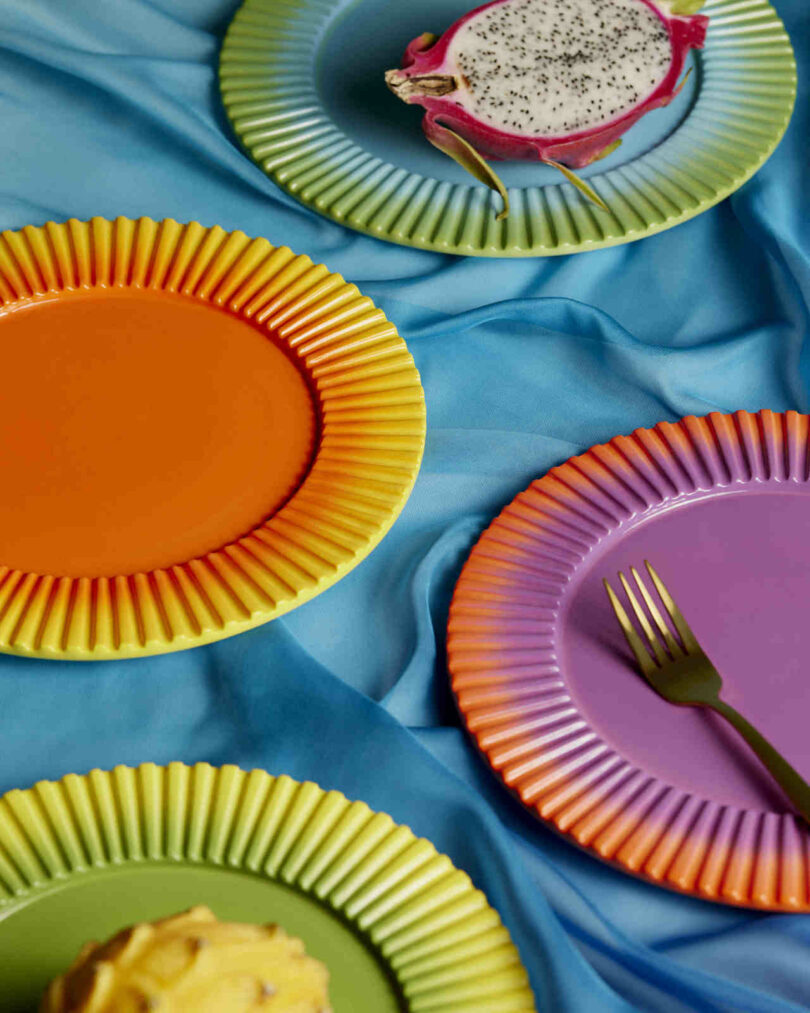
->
xmin=711 ymin=699 xmax=810 ymax=824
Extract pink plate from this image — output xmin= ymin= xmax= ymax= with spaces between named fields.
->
xmin=448 ymin=410 xmax=810 ymax=910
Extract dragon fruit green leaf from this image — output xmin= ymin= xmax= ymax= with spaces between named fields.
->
xmin=427 ymin=119 xmax=511 ymax=220
xmin=592 ymin=139 xmax=624 ymax=164
xmin=544 ymin=159 xmax=609 ymax=212
xmin=660 ymin=0 xmax=706 ymax=14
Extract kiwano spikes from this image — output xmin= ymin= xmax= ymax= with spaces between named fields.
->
xmin=427 ymin=120 xmax=511 ymax=221
xmin=543 ymin=160 xmax=609 ymax=212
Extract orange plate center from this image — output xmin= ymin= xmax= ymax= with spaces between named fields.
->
xmin=0 ymin=290 xmax=317 ymax=577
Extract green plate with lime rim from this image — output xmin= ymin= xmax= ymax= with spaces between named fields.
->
xmin=219 ymin=0 xmax=796 ymax=258
xmin=0 ymin=763 xmax=535 ymax=1012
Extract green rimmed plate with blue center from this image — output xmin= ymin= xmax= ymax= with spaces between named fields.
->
xmin=219 ymin=0 xmax=796 ymax=257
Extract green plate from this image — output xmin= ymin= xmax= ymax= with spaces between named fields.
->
xmin=219 ymin=0 xmax=796 ymax=258
xmin=0 ymin=763 xmax=535 ymax=1012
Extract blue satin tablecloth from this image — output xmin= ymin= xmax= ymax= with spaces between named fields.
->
xmin=0 ymin=1 xmax=808 ymax=1009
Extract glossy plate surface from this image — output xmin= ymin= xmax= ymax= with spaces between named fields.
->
xmin=220 ymin=0 xmax=796 ymax=257
xmin=449 ymin=411 xmax=810 ymax=910
xmin=0 ymin=763 xmax=536 ymax=1012
xmin=0 ymin=217 xmax=425 ymax=659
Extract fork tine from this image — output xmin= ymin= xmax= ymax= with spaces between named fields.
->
xmin=603 ymin=579 xmax=657 ymax=676
xmin=618 ymin=571 xmax=668 ymax=665
xmin=645 ymin=561 xmax=701 ymax=654
xmin=630 ymin=566 xmax=684 ymax=659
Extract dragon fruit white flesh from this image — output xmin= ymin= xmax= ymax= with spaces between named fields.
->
xmin=386 ymin=0 xmax=708 ymax=217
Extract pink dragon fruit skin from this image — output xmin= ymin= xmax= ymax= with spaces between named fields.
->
xmin=386 ymin=0 xmax=709 ymax=215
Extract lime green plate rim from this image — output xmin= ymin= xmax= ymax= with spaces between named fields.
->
xmin=0 ymin=762 xmax=537 ymax=1011
xmin=219 ymin=0 xmax=797 ymax=258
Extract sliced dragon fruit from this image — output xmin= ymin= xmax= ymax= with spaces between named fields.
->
xmin=385 ymin=0 xmax=708 ymax=218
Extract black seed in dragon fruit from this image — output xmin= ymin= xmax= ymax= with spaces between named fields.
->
xmin=386 ymin=0 xmax=708 ymax=217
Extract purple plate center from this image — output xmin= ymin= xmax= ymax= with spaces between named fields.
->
xmin=562 ymin=486 xmax=810 ymax=812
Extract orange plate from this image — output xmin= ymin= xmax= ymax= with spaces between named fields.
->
xmin=0 ymin=217 xmax=425 ymax=659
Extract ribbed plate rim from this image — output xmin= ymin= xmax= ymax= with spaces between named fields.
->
xmin=219 ymin=0 xmax=797 ymax=257
xmin=449 ymin=410 xmax=810 ymax=911
xmin=0 ymin=216 xmax=426 ymax=660
xmin=0 ymin=762 xmax=537 ymax=1011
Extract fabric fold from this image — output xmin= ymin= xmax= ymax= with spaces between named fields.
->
xmin=0 ymin=0 xmax=807 ymax=1009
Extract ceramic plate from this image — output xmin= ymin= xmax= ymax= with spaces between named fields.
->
xmin=0 ymin=217 xmax=424 ymax=660
xmin=220 ymin=0 xmax=795 ymax=258
xmin=0 ymin=763 xmax=535 ymax=1011
xmin=449 ymin=411 xmax=810 ymax=910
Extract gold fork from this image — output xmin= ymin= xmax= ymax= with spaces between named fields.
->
xmin=604 ymin=561 xmax=810 ymax=825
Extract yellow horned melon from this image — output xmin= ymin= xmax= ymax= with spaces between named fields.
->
xmin=41 ymin=905 xmax=332 ymax=1012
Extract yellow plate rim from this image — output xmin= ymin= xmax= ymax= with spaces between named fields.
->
xmin=0 ymin=217 xmax=426 ymax=660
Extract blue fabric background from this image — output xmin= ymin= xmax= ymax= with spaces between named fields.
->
xmin=0 ymin=0 xmax=808 ymax=1009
